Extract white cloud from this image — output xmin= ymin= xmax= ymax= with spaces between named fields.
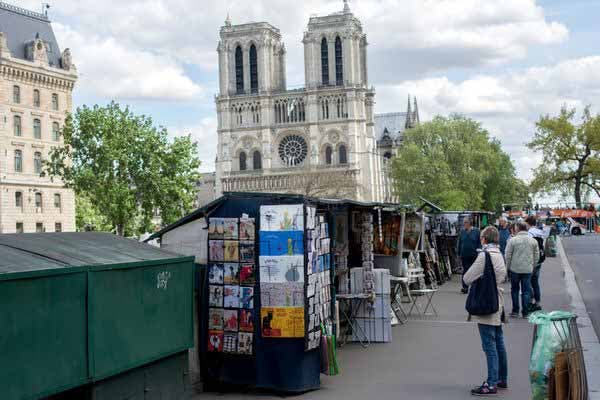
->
xmin=52 ymin=23 xmax=203 ymax=101
xmin=170 ymin=116 xmax=218 ymax=172
xmin=376 ymin=56 xmax=600 ymax=181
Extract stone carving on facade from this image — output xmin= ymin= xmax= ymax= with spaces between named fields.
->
xmin=242 ymin=137 xmax=254 ymax=149
xmin=329 ymin=131 xmax=340 ymax=143
xmin=60 ymin=48 xmax=72 ymax=70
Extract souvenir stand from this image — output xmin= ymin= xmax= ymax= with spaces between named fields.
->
xmin=200 ymin=193 xmax=336 ymax=393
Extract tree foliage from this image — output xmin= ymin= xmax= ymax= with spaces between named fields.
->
xmin=528 ymin=106 xmax=600 ymax=207
xmin=46 ymin=102 xmax=201 ymax=236
xmin=391 ymin=115 xmax=528 ymax=211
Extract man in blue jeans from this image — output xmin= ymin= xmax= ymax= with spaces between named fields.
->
xmin=526 ymin=216 xmax=546 ymax=312
xmin=505 ymin=222 xmax=539 ymax=318
xmin=457 ymin=217 xmax=481 ymax=294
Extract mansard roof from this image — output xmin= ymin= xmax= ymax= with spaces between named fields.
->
xmin=375 ymin=112 xmax=410 ymax=142
xmin=0 ymin=1 xmax=62 ymax=67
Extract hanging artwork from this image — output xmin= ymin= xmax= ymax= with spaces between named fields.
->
xmin=260 ymin=282 xmax=304 ymax=307
xmin=223 ymin=218 xmax=239 ymax=240
xmin=208 ymin=308 xmax=224 ymax=330
xmin=261 ymin=307 xmax=305 ymax=338
xmin=404 ymin=214 xmax=423 ymax=251
xmin=223 ymin=309 xmax=239 ymax=331
xmin=239 ymin=218 xmax=256 ymax=240
xmin=208 ymin=264 xmax=224 ymax=284
xmin=209 ymin=285 xmax=223 ymax=307
xmin=239 ymin=286 xmax=254 ymax=309
xmin=208 ymin=330 xmax=224 ymax=352
xmin=259 ymin=256 xmax=304 ymax=283
xmin=224 ymin=241 xmax=239 ymax=262
xmin=239 ymin=309 xmax=254 ymax=332
xmin=239 ymin=264 xmax=256 ymax=286
xmin=259 ymin=204 xmax=304 ymax=231
xmin=237 ymin=332 xmax=253 ymax=355
xmin=259 ymin=231 xmax=304 ymax=256
xmin=209 ymin=240 xmax=224 ymax=262
xmin=223 ymin=263 xmax=239 ymax=285
xmin=239 ymin=241 xmax=255 ymax=262
xmin=224 ymin=285 xmax=240 ymax=308
xmin=223 ymin=333 xmax=238 ymax=353
xmin=208 ymin=218 xmax=225 ymax=239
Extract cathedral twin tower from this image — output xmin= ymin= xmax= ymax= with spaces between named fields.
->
xmin=215 ymin=1 xmax=386 ymax=202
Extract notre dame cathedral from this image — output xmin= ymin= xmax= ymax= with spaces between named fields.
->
xmin=214 ymin=0 xmax=419 ymax=203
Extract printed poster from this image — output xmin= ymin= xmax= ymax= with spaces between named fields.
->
xmin=208 ymin=285 xmax=223 ymax=307
xmin=239 ymin=241 xmax=255 ymax=262
xmin=208 ymin=330 xmax=224 ymax=352
xmin=239 ymin=218 xmax=256 ymax=240
xmin=223 ymin=333 xmax=237 ymax=353
xmin=259 ymin=256 xmax=304 ymax=283
xmin=208 ymin=308 xmax=224 ymax=330
xmin=224 ymin=285 xmax=239 ymax=308
xmin=259 ymin=204 xmax=304 ymax=231
xmin=223 ymin=263 xmax=239 ymax=285
xmin=239 ymin=309 xmax=254 ymax=332
xmin=208 ymin=218 xmax=224 ymax=239
xmin=259 ymin=231 xmax=304 ymax=256
xmin=260 ymin=282 xmax=304 ymax=307
xmin=224 ymin=241 xmax=239 ymax=262
xmin=223 ymin=309 xmax=238 ymax=331
xmin=209 ymin=240 xmax=224 ymax=262
xmin=223 ymin=218 xmax=239 ymax=239
xmin=261 ymin=307 xmax=305 ymax=338
xmin=238 ymin=332 xmax=253 ymax=355
xmin=239 ymin=264 xmax=255 ymax=285
xmin=208 ymin=264 xmax=224 ymax=284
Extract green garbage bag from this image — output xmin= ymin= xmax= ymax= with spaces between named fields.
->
xmin=528 ymin=311 xmax=574 ymax=400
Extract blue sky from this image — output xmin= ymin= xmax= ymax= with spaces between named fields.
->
xmin=16 ymin=0 xmax=600 ymax=203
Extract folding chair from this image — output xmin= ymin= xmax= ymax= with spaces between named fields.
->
xmin=408 ymin=288 xmax=438 ymax=317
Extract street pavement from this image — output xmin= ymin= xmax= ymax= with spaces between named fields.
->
xmin=193 ymin=252 xmax=574 ymax=400
xmin=561 ymin=234 xmax=600 ymax=338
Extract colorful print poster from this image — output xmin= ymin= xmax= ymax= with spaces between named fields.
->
xmin=259 ymin=256 xmax=304 ymax=283
xmin=223 ymin=218 xmax=239 ymax=239
xmin=259 ymin=204 xmax=304 ymax=231
xmin=208 ymin=330 xmax=224 ymax=352
xmin=208 ymin=218 xmax=224 ymax=239
xmin=261 ymin=307 xmax=305 ymax=338
xmin=223 ymin=333 xmax=237 ymax=353
xmin=239 ymin=309 xmax=254 ymax=332
xmin=224 ymin=285 xmax=239 ymax=308
xmin=223 ymin=309 xmax=238 ymax=331
xmin=240 ymin=218 xmax=255 ymax=240
xmin=209 ymin=285 xmax=223 ymax=307
xmin=209 ymin=240 xmax=224 ymax=262
xmin=208 ymin=308 xmax=223 ymax=330
xmin=208 ymin=264 xmax=224 ymax=284
xmin=260 ymin=282 xmax=304 ymax=307
xmin=224 ymin=241 xmax=239 ymax=262
xmin=259 ymin=231 xmax=304 ymax=256
xmin=306 ymin=206 xmax=316 ymax=230
xmin=223 ymin=263 xmax=239 ymax=285
xmin=240 ymin=264 xmax=255 ymax=285
xmin=238 ymin=332 xmax=253 ymax=355
xmin=239 ymin=241 xmax=255 ymax=262
xmin=239 ymin=286 xmax=254 ymax=309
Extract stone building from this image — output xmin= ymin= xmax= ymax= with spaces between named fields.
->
xmin=0 ymin=2 xmax=77 ymax=233
xmin=215 ymin=1 xmax=387 ymax=202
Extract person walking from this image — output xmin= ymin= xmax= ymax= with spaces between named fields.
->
xmin=526 ymin=216 xmax=546 ymax=312
xmin=498 ymin=217 xmax=511 ymax=257
xmin=505 ymin=222 xmax=539 ymax=318
xmin=463 ymin=226 xmax=508 ymax=396
xmin=457 ymin=217 xmax=482 ymax=294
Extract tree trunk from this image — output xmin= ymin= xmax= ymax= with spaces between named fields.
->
xmin=116 ymin=224 xmax=125 ymax=236
xmin=574 ymin=179 xmax=582 ymax=209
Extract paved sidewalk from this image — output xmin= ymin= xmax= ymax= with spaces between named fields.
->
xmin=194 ymin=252 xmax=574 ymax=399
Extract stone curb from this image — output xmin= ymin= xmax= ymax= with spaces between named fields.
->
xmin=557 ymin=237 xmax=600 ymax=399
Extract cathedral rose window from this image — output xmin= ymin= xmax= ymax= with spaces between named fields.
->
xmin=279 ymin=135 xmax=308 ymax=166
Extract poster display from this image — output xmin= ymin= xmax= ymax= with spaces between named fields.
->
xmin=404 ymin=214 xmax=423 ymax=251
xmin=206 ymin=217 xmax=256 ymax=355
xmin=259 ymin=204 xmax=305 ymax=338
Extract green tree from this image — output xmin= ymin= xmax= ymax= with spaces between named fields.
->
xmin=75 ymin=193 xmax=112 ymax=232
xmin=528 ymin=106 xmax=600 ymax=208
xmin=391 ymin=115 xmax=528 ymax=211
xmin=46 ymin=102 xmax=201 ymax=236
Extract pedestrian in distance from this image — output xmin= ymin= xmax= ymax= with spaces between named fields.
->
xmin=457 ymin=217 xmax=482 ymax=294
xmin=498 ymin=217 xmax=510 ymax=257
xmin=526 ymin=215 xmax=545 ymax=312
xmin=463 ymin=226 xmax=508 ymax=396
xmin=505 ymin=222 xmax=539 ymax=318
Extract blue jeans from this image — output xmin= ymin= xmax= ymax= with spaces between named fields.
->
xmin=531 ymin=266 xmax=541 ymax=303
xmin=510 ymin=272 xmax=532 ymax=314
xmin=478 ymin=324 xmax=508 ymax=387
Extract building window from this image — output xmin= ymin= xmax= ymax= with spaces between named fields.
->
xmin=339 ymin=144 xmax=347 ymax=164
xmin=55 ymin=222 xmax=62 ymax=232
xmin=14 ymin=150 xmax=23 ymax=172
xmin=15 ymin=192 xmax=23 ymax=210
xmin=34 ymin=152 xmax=42 ymax=174
xmin=52 ymin=93 xmax=59 ymax=110
xmin=13 ymin=85 xmax=20 ymax=103
xmin=14 ymin=115 xmax=22 ymax=136
xmin=36 ymin=222 xmax=44 ymax=233
xmin=33 ymin=119 xmax=41 ymax=139
xmin=34 ymin=89 xmax=40 ymax=107
xmin=35 ymin=192 xmax=42 ymax=210
xmin=52 ymin=122 xmax=60 ymax=141
xmin=16 ymin=222 xmax=24 ymax=233
xmin=325 ymin=145 xmax=333 ymax=165
xmin=239 ymin=151 xmax=247 ymax=171
xmin=249 ymin=44 xmax=258 ymax=93
xmin=321 ymin=38 xmax=329 ymax=85
xmin=54 ymin=193 xmax=61 ymax=209
xmin=253 ymin=150 xmax=262 ymax=170
xmin=335 ymin=36 xmax=343 ymax=85
xmin=235 ymin=46 xmax=244 ymax=94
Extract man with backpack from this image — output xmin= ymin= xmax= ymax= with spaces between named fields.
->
xmin=526 ymin=216 xmax=546 ymax=312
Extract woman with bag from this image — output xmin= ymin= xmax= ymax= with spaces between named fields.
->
xmin=463 ymin=226 xmax=508 ymax=396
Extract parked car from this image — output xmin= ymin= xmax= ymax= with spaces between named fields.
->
xmin=567 ymin=217 xmax=587 ymax=235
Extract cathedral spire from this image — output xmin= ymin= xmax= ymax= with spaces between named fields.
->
xmin=405 ymin=95 xmax=413 ymax=129
xmin=413 ymin=96 xmax=420 ymax=125
xmin=225 ymin=12 xmax=232 ymax=27
xmin=343 ymin=0 xmax=351 ymax=13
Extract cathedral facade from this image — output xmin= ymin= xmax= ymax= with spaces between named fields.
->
xmin=215 ymin=1 xmax=387 ymax=202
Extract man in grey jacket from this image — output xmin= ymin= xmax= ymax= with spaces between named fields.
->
xmin=505 ymin=222 xmax=539 ymax=318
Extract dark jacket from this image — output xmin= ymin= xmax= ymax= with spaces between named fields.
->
xmin=498 ymin=226 xmax=511 ymax=255
xmin=457 ymin=228 xmax=481 ymax=259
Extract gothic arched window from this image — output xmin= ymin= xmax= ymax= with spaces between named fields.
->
xmin=253 ymin=150 xmax=262 ymax=170
xmin=250 ymin=44 xmax=258 ymax=93
xmin=321 ymin=38 xmax=329 ymax=86
xmin=325 ymin=146 xmax=333 ymax=165
xmin=235 ymin=46 xmax=244 ymax=94
xmin=339 ymin=145 xmax=347 ymax=164
xmin=239 ymin=151 xmax=247 ymax=171
xmin=335 ymin=36 xmax=343 ymax=85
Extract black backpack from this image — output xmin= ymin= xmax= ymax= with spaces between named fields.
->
xmin=466 ymin=252 xmax=499 ymax=316
xmin=533 ymin=236 xmax=546 ymax=264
